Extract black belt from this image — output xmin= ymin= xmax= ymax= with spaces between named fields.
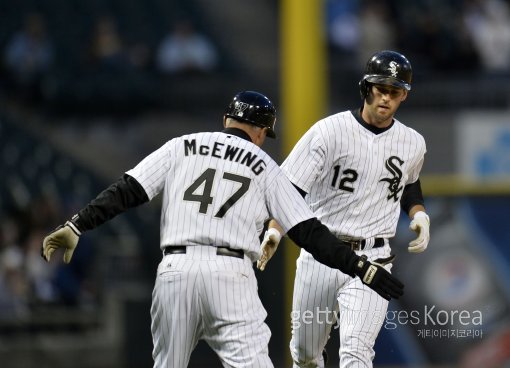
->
xmin=340 ymin=237 xmax=385 ymax=251
xmin=163 ymin=246 xmax=244 ymax=259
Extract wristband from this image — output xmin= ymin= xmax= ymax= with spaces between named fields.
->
xmin=413 ymin=211 xmax=429 ymax=224
xmin=66 ymin=220 xmax=82 ymax=236
xmin=266 ymin=227 xmax=282 ymax=243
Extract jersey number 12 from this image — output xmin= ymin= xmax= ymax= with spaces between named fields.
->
xmin=331 ymin=165 xmax=358 ymax=192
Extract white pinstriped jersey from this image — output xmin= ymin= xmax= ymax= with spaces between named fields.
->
xmin=127 ymin=131 xmax=314 ymax=261
xmin=281 ymin=110 xmax=426 ymax=239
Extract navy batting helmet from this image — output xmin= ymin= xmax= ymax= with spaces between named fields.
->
xmin=359 ymin=50 xmax=412 ymax=100
xmin=224 ymin=91 xmax=276 ymax=138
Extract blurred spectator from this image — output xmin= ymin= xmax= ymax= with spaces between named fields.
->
xmin=88 ymin=15 xmax=150 ymax=73
xmin=0 ymin=191 xmax=97 ymax=318
xmin=327 ymin=0 xmax=360 ymax=55
xmin=25 ymin=229 xmax=58 ymax=304
xmin=0 ymin=218 xmax=29 ymax=320
xmin=392 ymin=1 xmax=479 ymax=72
xmin=155 ymin=18 xmax=219 ymax=75
xmin=88 ymin=16 xmax=132 ymax=72
xmin=358 ymin=0 xmax=396 ymax=67
xmin=3 ymin=12 xmax=54 ymax=101
xmin=79 ymin=15 xmax=153 ymax=111
xmin=0 ymin=245 xmax=30 ymax=319
xmin=326 ymin=1 xmax=483 ymax=73
xmin=463 ymin=0 xmax=510 ymax=72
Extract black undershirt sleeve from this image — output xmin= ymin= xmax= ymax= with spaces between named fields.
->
xmin=73 ymin=174 xmax=149 ymax=232
xmin=286 ymin=183 xmax=359 ymax=274
xmin=400 ymin=179 xmax=424 ymax=215
xmin=287 ymin=218 xmax=359 ymax=276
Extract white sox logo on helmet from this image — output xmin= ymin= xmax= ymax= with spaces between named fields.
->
xmin=388 ymin=61 xmax=398 ymax=77
xmin=234 ymin=102 xmax=250 ymax=117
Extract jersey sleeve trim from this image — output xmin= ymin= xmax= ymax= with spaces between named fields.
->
xmin=400 ymin=179 xmax=424 ymax=215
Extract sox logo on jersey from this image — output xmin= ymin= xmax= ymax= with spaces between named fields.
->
xmin=380 ymin=155 xmax=404 ymax=201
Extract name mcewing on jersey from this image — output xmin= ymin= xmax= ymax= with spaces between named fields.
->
xmin=183 ymin=138 xmax=267 ymax=175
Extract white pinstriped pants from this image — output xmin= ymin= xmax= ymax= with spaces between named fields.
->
xmin=151 ymin=245 xmax=273 ymax=368
xmin=290 ymin=249 xmax=390 ymax=368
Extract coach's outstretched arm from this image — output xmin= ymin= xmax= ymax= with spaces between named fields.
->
xmin=41 ymin=173 xmax=148 ymax=263
xmin=287 ymin=218 xmax=404 ymax=301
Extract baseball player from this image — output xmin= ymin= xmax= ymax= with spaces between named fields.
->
xmin=41 ymin=91 xmax=404 ymax=368
xmin=258 ymin=51 xmax=430 ymax=367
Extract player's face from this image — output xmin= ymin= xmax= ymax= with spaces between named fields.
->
xmin=363 ymin=84 xmax=408 ymax=127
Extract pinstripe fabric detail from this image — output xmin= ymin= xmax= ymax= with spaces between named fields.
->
xmin=281 ymin=111 xmax=426 ymax=239
xmin=127 ymin=132 xmax=314 ymax=262
xmin=151 ymin=246 xmax=273 ymax=367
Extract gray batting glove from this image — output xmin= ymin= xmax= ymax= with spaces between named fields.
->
xmin=257 ymin=228 xmax=282 ymax=271
xmin=408 ymin=211 xmax=430 ymax=253
xmin=41 ymin=221 xmax=81 ymax=263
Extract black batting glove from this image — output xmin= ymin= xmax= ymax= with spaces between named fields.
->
xmin=353 ymin=255 xmax=404 ymax=300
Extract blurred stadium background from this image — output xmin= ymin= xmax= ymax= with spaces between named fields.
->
xmin=1 ymin=0 xmax=510 ymax=367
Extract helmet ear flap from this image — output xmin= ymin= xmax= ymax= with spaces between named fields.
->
xmin=359 ymin=78 xmax=369 ymax=100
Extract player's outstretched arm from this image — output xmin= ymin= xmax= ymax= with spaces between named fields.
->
xmin=41 ymin=174 xmax=149 ymax=263
xmin=257 ymin=220 xmax=283 ymax=271
xmin=286 ymin=218 xmax=404 ymax=300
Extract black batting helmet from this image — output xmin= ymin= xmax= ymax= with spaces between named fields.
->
xmin=224 ymin=91 xmax=276 ymax=138
xmin=359 ymin=50 xmax=412 ymax=100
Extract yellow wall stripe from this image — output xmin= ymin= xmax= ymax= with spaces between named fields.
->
xmin=281 ymin=0 xmax=328 ymax=364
